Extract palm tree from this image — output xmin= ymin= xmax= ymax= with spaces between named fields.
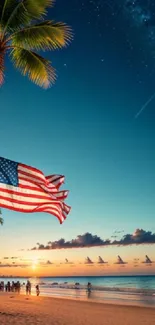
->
xmin=0 ymin=0 xmax=72 ymax=88
xmin=0 ymin=209 xmax=3 ymax=225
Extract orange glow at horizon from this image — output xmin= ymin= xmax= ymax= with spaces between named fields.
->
xmin=0 ymin=261 xmax=155 ymax=277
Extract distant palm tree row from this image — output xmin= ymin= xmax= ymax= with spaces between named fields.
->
xmin=0 ymin=0 xmax=72 ymax=88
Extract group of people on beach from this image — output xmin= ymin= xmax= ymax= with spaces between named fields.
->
xmin=0 ymin=280 xmax=91 ymax=298
xmin=25 ymin=280 xmax=40 ymax=296
xmin=0 ymin=281 xmax=21 ymax=293
xmin=0 ymin=280 xmax=40 ymax=296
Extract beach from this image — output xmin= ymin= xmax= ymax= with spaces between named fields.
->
xmin=0 ymin=292 xmax=155 ymax=325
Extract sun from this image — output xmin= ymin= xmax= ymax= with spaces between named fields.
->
xmin=32 ymin=264 xmax=37 ymax=270
xmin=31 ymin=258 xmax=39 ymax=270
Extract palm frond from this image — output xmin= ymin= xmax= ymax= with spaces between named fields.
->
xmin=0 ymin=0 xmax=9 ymax=23
xmin=10 ymin=47 xmax=56 ymax=88
xmin=25 ymin=0 xmax=54 ymax=18
xmin=11 ymin=21 xmax=73 ymax=51
xmin=1 ymin=0 xmax=54 ymax=34
xmin=1 ymin=0 xmax=32 ymax=35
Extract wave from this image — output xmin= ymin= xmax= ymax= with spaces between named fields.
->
xmin=37 ymin=282 xmax=155 ymax=296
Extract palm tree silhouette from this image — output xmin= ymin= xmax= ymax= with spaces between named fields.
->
xmin=0 ymin=0 xmax=72 ymax=88
xmin=0 ymin=209 xmax=3 ymax=225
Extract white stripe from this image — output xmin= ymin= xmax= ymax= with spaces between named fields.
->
xmin=0 ymin=198 xmax=62 ymax=213
xmin=40 ymin=184 xmax=58 ymax=193
xmin=47 ymin=183 xmax=57 ymax=189
xmin=54 ymin=191 xmax=68 ymax=198
xmin=0 ymin=188 xmax=64 ymax=206
xmin=52 ymin=178 xmax=64 ymax=187
xmin=18 ymin=165 xmax=45 ymax=181
xmin=19 ymin=179 xmax=57 ymax=195
xmin=19 ymin=179 xmax=55 ymax=191
xmin=47 ymin=175 xmax=65 ymax=184
xmin=18 ymin=172 xmax=45 ymax=185
xmin=46 ymin=175 xmax=61 ymax=181
xmin=19 ymin=179 xmax=40 ymax=188
xmin=0 ymin=182 xmax=53 ymax=198
xmin=63 ymin=204 xmax=71 ymax=213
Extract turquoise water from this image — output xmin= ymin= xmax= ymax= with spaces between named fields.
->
xmin=1 ymin=276 xmax=155 ymax=307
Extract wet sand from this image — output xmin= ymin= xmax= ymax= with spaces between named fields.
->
xmin=0 ymin=292 xmax=155 ymax=325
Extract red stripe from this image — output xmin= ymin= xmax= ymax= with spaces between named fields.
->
xmin=0 ymin=195 xmax=63 ymax=207
xmin=46 ymin=175 xmax=64 ymax=180
xmin=63 ymin=204 xmax=71 ymax=214
xmin=19 ymin=183 xmax=45 ymax=192
xmin=19 ymin=163 xmax=44 ymax=177
xmin=40 ymin=184 xmax=58 ymax=193
xmin=0 ymin=203 xmax=62 ymax=224
xmin=62 ymin=212 xmax=67 ymax=220
xmin=50 ymin=191 xmax=68 ymax=200
xmin=19 ymin=178 xmax=54 ymax=193
xmin=19 ymin=178 xmax=58 ymax=195
xmin=19 ymin=184 xmax=58 ymax=199
xmin=18 ymin=170 xmax=45 ymax=184
xmin=0 ymin=187 xmax=52 ymax=200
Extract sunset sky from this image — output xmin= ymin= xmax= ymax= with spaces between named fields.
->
xmin=0 ymin=0 xmax=155 ymax=277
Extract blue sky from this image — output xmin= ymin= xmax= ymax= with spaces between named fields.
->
xmin=0 ymin=0 xmax=155 ymax=275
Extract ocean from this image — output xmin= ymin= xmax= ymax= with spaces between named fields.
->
xmin=1 ymin=275 xmax=155 ymax=307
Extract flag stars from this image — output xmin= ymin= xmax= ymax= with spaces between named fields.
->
xmin=0 ymin=157 xmax=18 ymax=186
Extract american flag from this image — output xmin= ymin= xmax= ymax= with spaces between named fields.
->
xmin=0 ymin=157 xmax=71 ymax=224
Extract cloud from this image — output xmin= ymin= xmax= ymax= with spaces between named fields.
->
xmin=20 ymin=258 xmax=43 ymax=262
xmin=57 ymin=259 xmax=74 ymax=266
xmin=29 ymin=229 xmax=155 ymax=251
xmin=114 ymin=256 xmax=127 ymax=265
xmin=11 ymin=257 xmax=19 ymax=260
xmin=0 ymin=263 xmax=29 ymax=268
xmin=112 ymin=229 xmax=155 ymax=246
xmin=32 ymin=233 xmax=110 ymax=250
xmin=3 ymin=257 xmax=19 ymax=260
xmin=39 ymin=260 xmax=54 ymax=267
xmin=65 ymin=258 xmax=74 ymax=265
xmin=85 ymin=257 xmax=94 ymax=265
xmin=46 ymin=260 xmax=53 ymax=265
xmin=97 ymin=256 xmax=108 ymax=265
xmin=142 ymin=255 xmax=154 ymax=266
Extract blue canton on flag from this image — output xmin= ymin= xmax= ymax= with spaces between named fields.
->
xmin=0 ymin=157 xmax=18 ymax=186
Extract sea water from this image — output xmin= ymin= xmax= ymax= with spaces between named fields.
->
xmin=1 ymin=275 xmax=155 ymax=307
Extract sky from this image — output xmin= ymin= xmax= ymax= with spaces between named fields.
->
xmin=0 ymin=0 xmax=155 ymax=277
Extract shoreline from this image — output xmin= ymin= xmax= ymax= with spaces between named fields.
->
xmin=1 ymin=290 xmax=155 ymax=309
xmin=0 ymin=293 xmax=155 ymax=325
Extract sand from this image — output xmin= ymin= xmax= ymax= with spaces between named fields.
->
xmin=0 ymin=293 xmax=155 ymax=325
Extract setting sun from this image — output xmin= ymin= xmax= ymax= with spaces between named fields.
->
xmin=31 ymin=258 xmax=38 ymax=270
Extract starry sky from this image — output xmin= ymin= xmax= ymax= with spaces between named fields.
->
xmin=0 ymin=0 xmax=155 ymax=276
